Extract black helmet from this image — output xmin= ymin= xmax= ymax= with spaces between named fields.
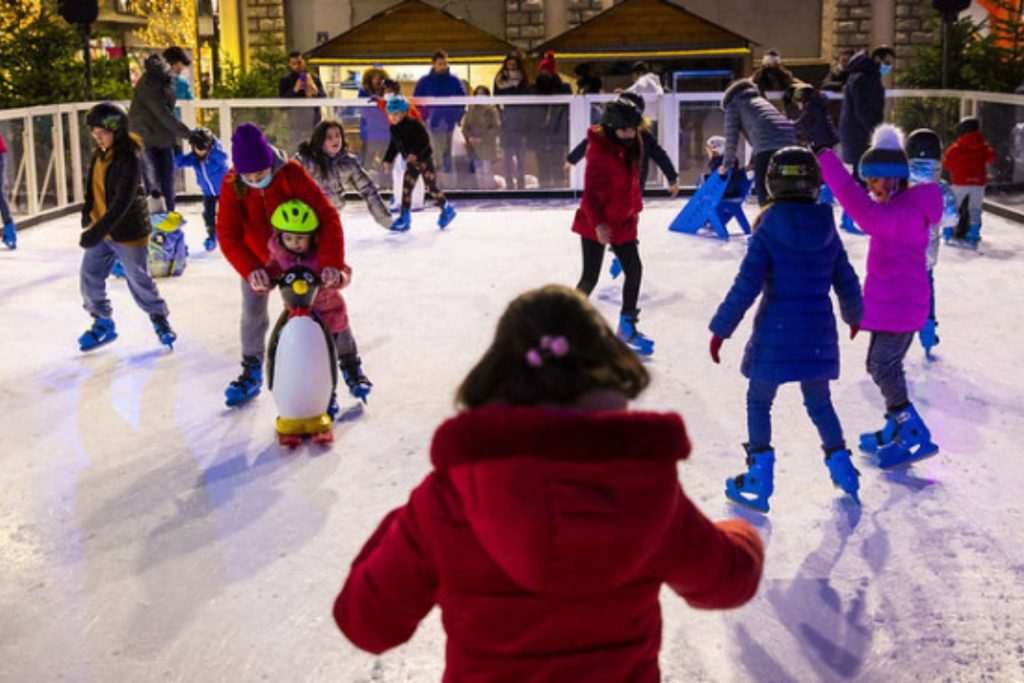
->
xmin=790 ymin=83 xmax=815 ymax=103
xmin=616 ymin=91 xmax=646 ymax=115
xmin=905 ymin=129 xmax=942 ymax=160
xmin=602 ymin=99 xmax=642 ymax=130
xmin=766 ymin=146 xmax=821 ymax=202
xmin=85 ymin=102 xmax=128 ymax=132
xmin=188 ymin=127 xmax=215 ymax=150
xmin=957 ymin=116 xmax=980 ymax=136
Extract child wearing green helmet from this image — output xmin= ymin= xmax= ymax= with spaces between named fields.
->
xmin=264 ymin=198 xmax=372 ymax=408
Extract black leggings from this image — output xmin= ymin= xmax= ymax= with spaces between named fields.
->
xmin=576 ymin=237 xmax=642 ymax=315
xmin=402 ymin=158 xmax=445 ymax=212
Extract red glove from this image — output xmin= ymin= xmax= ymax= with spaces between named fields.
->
xmin=849 ymin=324 xmax=860 ymax=340
xmin=710 ymin=334 xmax=724 ymax=364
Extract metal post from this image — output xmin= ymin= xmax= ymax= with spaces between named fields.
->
xmin=568 ymin=95 xmax=590 ymax=191
xmin=660 ymin=93 xmax=680 ymax=189
xmin=24 ymin=115 xmax=38 ymax=216
xmin=219 ymin=101 xmax=233 ymax=162
xmin=69 ymin=106 xmax=84 ymax=204
xmin=54 ymin=111 xmax=68 ymax=207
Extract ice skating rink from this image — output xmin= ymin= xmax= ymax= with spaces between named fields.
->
xmin=2 ymin=198 xmax=1023 ymax=682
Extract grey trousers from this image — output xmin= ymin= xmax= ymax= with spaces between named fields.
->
xmin=242 ymin=279 xmax=359 ymax=361
xmin=81 ymin=240 xmax=168 ymax=319
xmin=866 ymin=331 xmax=915 ymax=411
xmin=952 ymin=185 xmax=984 ymax=226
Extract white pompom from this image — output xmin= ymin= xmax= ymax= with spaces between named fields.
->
xmin=870 ymin=124 xmax=905 ymax=150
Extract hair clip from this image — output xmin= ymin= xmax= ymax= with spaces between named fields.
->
xmin=526 ymin=335 xmax=570 ymax=367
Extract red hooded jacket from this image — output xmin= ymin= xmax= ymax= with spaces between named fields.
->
xmin=334 ymin=406 xmax=764 ymax=682
xmin=217 ymin=159 xmax=345 ymax=279
xmin=572 ymin=126 xmax=644 ymax=245
xmin=942 ymin=131 xmax=994 ymax=186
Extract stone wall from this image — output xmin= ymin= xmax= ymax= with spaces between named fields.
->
xmin=506 ymin=0 xmax=546 ymax=50
xmin=566 ymin=0 xmax=605 ymax=27
xmin=246 ymin=0 xmax=286 ymax=53
xmin=892 ymin=0 xmax=939 ymax=69
xmin=829 ymin=0 xmax=938 ymax=69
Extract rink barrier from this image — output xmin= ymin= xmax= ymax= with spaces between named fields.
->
xmin=2 ymin=90 xmax=1023 ymax=228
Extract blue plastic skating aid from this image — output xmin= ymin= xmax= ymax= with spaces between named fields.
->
xmin=817 ymin=184 xmax=834 ymax=206
xmin=877 ymin=404 xmax=939 ymax=469
xmin=918 ymin=319 xmax=939 ymax=360
xmin=438 ymin=202 xmax=456 ymax=229
xmin=150 ymin=314 xmax=177 ymax=349
xmin=668 ymin=170 xmax=752 ymax=239
xmin=824 ymin=447 xmax=861 ymax=505
xmin=225 ymin=358 xmax=263 ymax=407
xmin=78 ymin=317 xmax=118 ymax=352
xmin=859 ymin=413 xmax=897 ymax=454
xmin=609 ymin=256 xmax=622 ymax=279
xmin=111 ymin=258 xmax=126 ymax=278
xmin=390 ymin=211 xmax=411 ymax=232
xmin=725 ymin=446 xmax=775 ymax=513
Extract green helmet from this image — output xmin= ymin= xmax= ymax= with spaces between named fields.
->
xmin=271 ymin=199 xmax=318 ymax=233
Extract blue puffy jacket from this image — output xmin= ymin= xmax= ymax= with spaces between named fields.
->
xmin=413 ymin=70 xmax=466 ymax=131
xmin=709 ymin=202 xmax=863 ymax=384
xmin=175 ymin=140 xmax=230 ymax=197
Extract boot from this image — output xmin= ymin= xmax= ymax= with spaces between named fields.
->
xmin=824 ymin=445 xmax=861 ymax=505
xmin=2 ymin=221 xmax=15 ymax=249
xmin=78 ymin=316 xmax=118 ymax=352
xmin=340 ymin=353 xmax=372 ymax=403
xmin=725 ymin=444 xmax=775 ymax=513
xmin=390 ymin=211 xmax=411 ymax=232
xmin=617 ymin=311 xmax=654 ymax=356
xmin=437 ymin=201 xmax=457 ymax=229
xmin=224 ymin=355 xmax=263 ymax=407
xmin=150 ymin=313 xmax=177 ymax=349
xmin=918 ymin=318 xmax=939 ymax=359
xmin=877 ymin=403 xmax=939 ymax=469
xmin=859 ymin=413 xmax=897 ymax=454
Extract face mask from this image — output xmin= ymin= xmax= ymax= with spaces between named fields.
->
xmin=879 ymin=63 xmax=893 ymax=76
xmin=242 ymin=174 xmax=272 ymax=190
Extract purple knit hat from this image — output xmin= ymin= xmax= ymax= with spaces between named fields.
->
xmin=231 ymin=123 xmax=275 ymax=173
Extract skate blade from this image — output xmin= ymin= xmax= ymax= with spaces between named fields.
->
xmin=878 ymin=443 xmax=939 ymax=470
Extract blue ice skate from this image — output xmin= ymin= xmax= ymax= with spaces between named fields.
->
xmin=824 ymin=446 xmax=861 ymax=505
xmin=78 ymin=317 xmax=118 ymax=352
xmin=617 ymin=312 xmax=654 ymax=356
xmin=437 ymin=202 xmax=456 ymax=229
xmin=204 ymin=233 xmax=217 ymax=251
xmin=840 ymin=211 xmax=864 ymax=235
xmin=725 ymin=444 xmax=775 ymax=513
xmin=965 ymin=223 xmax=981 ymax=247
xmin=668 ymin=169 xmax=751 ymax=239
xmin=150 ymin=313 xmax=177 ymax=349
xmin=2 ymin=221 xmax=16 ymax=249
xmin=859 ymin=413 xmax=897 ymax=454
xmin=327 ymin=393 xmax=340 ymax=420
xmin=918 ymin=319 xmax=939 ymax=359
xmin=876 ymin=404 xmax=939 ymax=469
xmin=111 ymin=258 xmax=126 ymax=278
xmin=390 ymin=211 xmax=411 ymax=232
xmin=224 ymin=356 xmax=263 ymax=407
xmin=341 ymin=354 xmax=372 ymax=404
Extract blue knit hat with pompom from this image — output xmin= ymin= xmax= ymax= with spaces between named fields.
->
xmin=859 ymin=124 xmax=909 ymax=180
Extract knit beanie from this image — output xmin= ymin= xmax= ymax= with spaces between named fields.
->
xmin=386 ymin=95 xmax=410 ymax=114
xmin=539 ymin=50 xmax=558 ymax=75
xmin=231 ymin=123 xmax=275 ymax=174
xmin=761 ymin=49 xmax=782 ymax=67
xmin=858 ymin=124 xmax=909 ymax=180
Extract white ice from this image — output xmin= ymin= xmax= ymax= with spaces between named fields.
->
xmin=2 ymin=198 xmax=1023 ymax=682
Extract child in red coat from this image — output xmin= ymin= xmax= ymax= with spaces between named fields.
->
xmin=942 ymin=117 xmax=993 ymax=246
xmin=573 ymin=98 xmax=653 ymax=355
xmin=334 ymin=284 xmax=764 ymax=682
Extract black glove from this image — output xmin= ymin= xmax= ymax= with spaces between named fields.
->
xmin=79 ymin=226 xmax=106 ymax=249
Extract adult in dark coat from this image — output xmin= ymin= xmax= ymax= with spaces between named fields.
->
xmin=493 ymin=51 xmax=530 ymax=189
xmin=279 ymin=51 xmax=327 ymax=154
xmin=128 ymin=53 xmax=191 ymax=210
xmin=413 ymin=51 xmax=467 ymax=175
xmin=790 ymin=83 xmax=840 ymax=152
xmin=840 ymin=47 xmax=894 ymax=182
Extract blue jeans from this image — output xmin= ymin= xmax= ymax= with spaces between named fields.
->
xmin=0 ymin=152 xmax=13 ymax=225
xmin=80 ymin=239 xmax=168 ymax=319
xmin=866 ymin=331 xmax=915 ymax=411
xmin=202 ymin=195 xmax=219 ymax=235
xmin=747 ymin=378 xmax=845 ymax=452
xmin=144 ymin=147 xmax=177 ymax=210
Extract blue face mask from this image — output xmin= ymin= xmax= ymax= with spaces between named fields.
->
xmin=242 ymin=173 xmax=272 ymax=189
xmin=879 ymin=63 xmax=893 ymax=76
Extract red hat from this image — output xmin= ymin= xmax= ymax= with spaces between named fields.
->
xmin=539 ymin=50 xmax=557 ymax=75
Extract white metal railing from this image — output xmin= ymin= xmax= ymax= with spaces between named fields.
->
xmin=2 ymin=90 xmax=1023 ymax=225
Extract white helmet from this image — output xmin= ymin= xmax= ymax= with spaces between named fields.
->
xmin=706 ymin=135 xmax=726 ymax=155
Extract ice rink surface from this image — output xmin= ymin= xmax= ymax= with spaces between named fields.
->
xmin=2 ymin=198 xmax=1023 ymax=682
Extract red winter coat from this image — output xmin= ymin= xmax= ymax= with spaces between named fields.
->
xmin=217 ymin=159 xmax=345 ymax=279
xmin=264 ymin=235 xmax=350 ymax=333
xmin=334 ymin=405 xmax=764 ymax=682
xmin=572 ymin=126 xmax=644 ymax=245
xmin=942 ymin=131 xmax=994 ymax=186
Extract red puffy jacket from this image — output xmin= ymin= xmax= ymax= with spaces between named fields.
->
xmin=572 ymin=126 xmax=644 ymax=245
xmin=217 ymin=159 xmax=345 ymax=279
xmin=334 ymin=405 xmax=764 ymax=682
xmin=942 ymin=131 xmax=994 ymax=186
